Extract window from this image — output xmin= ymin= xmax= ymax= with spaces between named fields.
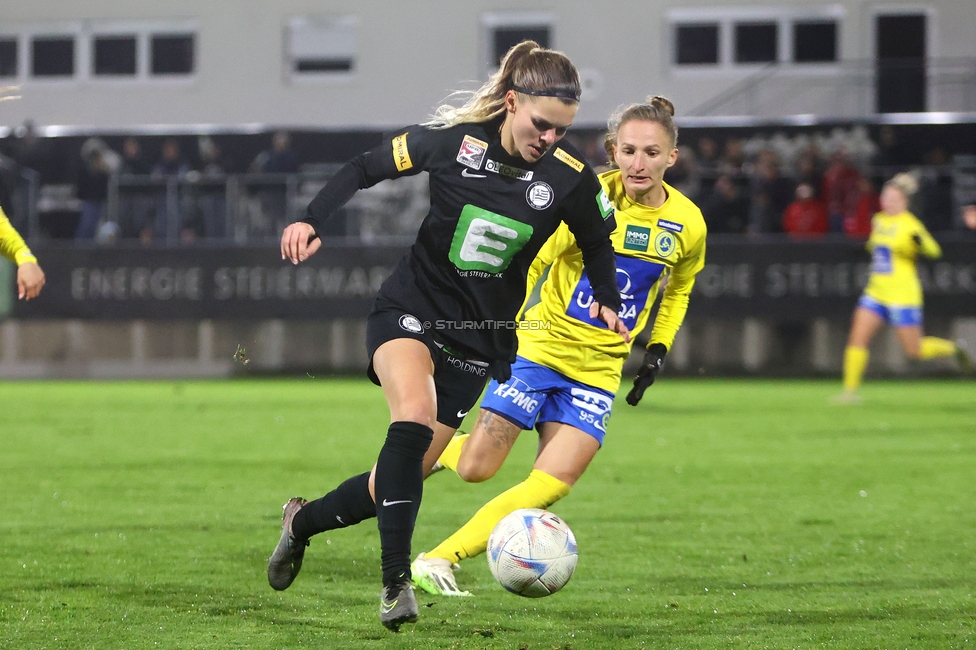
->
xmin=675 ymin=24 xmax=719 ymax=65
xmin=735 ymin=23 xmax=777 ymax=63
xmin=669 ymin=8 xmax=842 ymax=70
xmin=481 ymin=12 xmax=553 ymax=72
xmin=151 ymin=34 xmax=194 ymax=75
xmin=32 ymin=36 xmax=74 ymax=77
xmin=287 ymin=16 xmax=356 ymax=74
xmin=0 ymin=38 xmax=16 ymax=77
xmin=793 ymin=21 xmax=837 ymax=62
xmin=94 ymin=35 xmax=137 ymax=76
xmin=492 ymin=26 xmax=550 ymax=68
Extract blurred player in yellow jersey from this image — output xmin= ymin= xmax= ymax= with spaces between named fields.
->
xmin=839 ymin=172 xmax=972 ymax=402
xmin=411 ymin=96 xmax=706 ymax=596
xmin=0 ymin=205 xmax=45 ymax=300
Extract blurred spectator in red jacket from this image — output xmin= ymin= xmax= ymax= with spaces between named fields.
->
xmin=821 ymin=147 xmax=862 ymax=232
xmin=782 ymin=182 xmax=828 ymax=238
xmin=843 ymin=178 xmax=879 ymax=238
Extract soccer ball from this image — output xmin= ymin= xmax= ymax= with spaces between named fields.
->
xmin=487 ymin=508 xmax=578 ymax=598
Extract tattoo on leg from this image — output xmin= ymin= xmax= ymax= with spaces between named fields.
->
xmin=477 ymin=411 xmax=520 ymax=450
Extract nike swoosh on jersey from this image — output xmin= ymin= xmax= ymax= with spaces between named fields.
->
xmin=382 ymin=499 xmax=413 ymax=506
xmin=461 ymin=169 xmax=486 ymax=178
xmin=456 ymin=409 xmax=469 ymax=418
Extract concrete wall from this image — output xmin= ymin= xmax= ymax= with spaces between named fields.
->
xmin=3 ymin=1 xmax=975 ymax=130
xmin=3 ymin=316 xmax=973 ymax=379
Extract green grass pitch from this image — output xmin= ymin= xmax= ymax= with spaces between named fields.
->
xmin=1 ymin=378 xmax=974 ymax=649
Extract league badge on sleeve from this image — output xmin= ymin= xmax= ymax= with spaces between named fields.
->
xmin=457 ymin=135 xmax=488 ymax=170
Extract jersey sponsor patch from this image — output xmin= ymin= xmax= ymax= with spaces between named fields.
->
xmin=654 ymin=231 xmax=677 ymax=258
xmin=657 ymin=218 xmax=684 ymax=233
xmin=553 ymin=147 xmax=584 ymax=172
xmin=392 ymin=133 xmax=413 ymax=172
xmin=525 ymin=181 xmax=554 ymax=210
xmin=597 ymin=189 xmax=614 ymax=220
xmin=456 ymin=134 xmax=488 ymax=170
xmin=565 ymin=254 xmax=665 ymax=331
xmin=623 ymin=225 xmax=651 ymax=252
xmin=485 ymin=158 xmax=533 ymax=181
xmin=448 ymin=204 xmax=534 ymax=273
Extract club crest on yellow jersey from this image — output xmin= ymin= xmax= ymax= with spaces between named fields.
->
xmin=654 ymin=231 xmax=676 ymax=258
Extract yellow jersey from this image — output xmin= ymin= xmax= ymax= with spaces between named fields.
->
xmin=516 ymin=170 xmax=707 ymax=393
xmin=863 ymin=210 xmax=940 ymax=306
xmin=0 ymin=206 xmax=37 ymax=266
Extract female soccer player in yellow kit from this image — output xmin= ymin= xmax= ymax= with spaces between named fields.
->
xmin=839 ymin=172 xmax=972 ymax=402
xmin=411 ymin=96 xmax=707 ymax=596
xmin=0 ymin=205 xmax=45 ymax=300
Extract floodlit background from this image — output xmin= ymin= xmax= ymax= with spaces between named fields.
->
xmin=1 ymin=1 xmax=975 ymax=380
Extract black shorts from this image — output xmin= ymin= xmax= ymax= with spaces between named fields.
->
xmin=365 ymin=302 xmax=490 ymax=429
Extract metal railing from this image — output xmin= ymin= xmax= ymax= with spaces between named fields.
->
xmin=687 ymin=58 xmax=976 ymax=119
xmin=99 ymin=167 xmax=430 ymax=245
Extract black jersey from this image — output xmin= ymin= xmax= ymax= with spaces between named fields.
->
xmin=303 ymin=116 xmax=619 ymax=365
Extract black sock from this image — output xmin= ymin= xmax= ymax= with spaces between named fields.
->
xmin=290 ymin=472 xmax=375 ymax=541
xmin=374 ymin=421 xmax=433 ymax=588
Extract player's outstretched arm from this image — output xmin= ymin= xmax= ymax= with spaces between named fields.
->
xmin=280 ymin=222 xmax=320 ymax=264
xmin=626 ymin=343 xmax=667 ymax=406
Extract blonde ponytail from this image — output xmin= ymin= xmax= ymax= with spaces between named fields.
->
xmin=424 ymin=40 xmax=580 ymax=128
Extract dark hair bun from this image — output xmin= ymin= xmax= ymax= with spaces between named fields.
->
xmin=648 ymin=96 xmax=675 ymax=117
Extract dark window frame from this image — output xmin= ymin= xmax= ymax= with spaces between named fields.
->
xmin=0 ymin=37 xmax=17 ymax=78
xmin=93 ymin=34 xmax=138 ymax=76
xmin=734 ymin=22 xmax=778 ymax=64
xmin=674 ymin=23 xmax=720 ymax=65
xmin=490 ymin=25 xmax=551 ymax=69
xmin=150 ymin=33 xmax=195 ymax=76
xmin=31 ymin=35 xmax=75 ymax=78
xmin=793 ymin=20 xmax=838 ymax=63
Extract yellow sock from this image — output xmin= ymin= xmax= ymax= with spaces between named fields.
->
xmin=919 ymin=336 xmax=956 ymax=360
xmin=843 ymin=346 xmax=869 ymax=393
xmin=426 ymin=469 xmax=571 ymax=564
xmin=437 ymin=433 xmax=468 ymax=473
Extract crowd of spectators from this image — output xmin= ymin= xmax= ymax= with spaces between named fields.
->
xmin=569 ymin=123 xmax=972 ymax=238
xmin=1 ymin=120 xmax=974 ymax=244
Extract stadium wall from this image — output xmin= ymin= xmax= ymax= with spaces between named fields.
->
xmin=2 ymin=239 xmax=974 ymax=379
xmin=3 ymin=0 xmax=976 ymax=130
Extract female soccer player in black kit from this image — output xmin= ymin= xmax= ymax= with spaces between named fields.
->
xmin=271 ymin=40 xmax=629 ymax=631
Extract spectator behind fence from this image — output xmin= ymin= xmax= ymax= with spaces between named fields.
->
xmin=821 ymin=147 xmax=862 ymax=233
xmin=917 ymin=148 xmax=953 ymax=232
xmin=10 ymin=120 xmax=56 ymax=185
xmin=75 ymin=138 xmax=119 ymax=240
xmin=748 ymin=150 xmax=795 ymax=234
xmin=249 ymin=131 xmax=299 ymax=236
xmin=149 ymin=138 xmax=190 ymax=243
xmin=700 ymin=174 xmax=749 ymax=233
xmin=187 ymin=136 xmax=230 ymax=240
xmin=118 ymin=137 xmax=155 ymax=240
xmin=843 ymin=178 xmax=880 ymax=239
xmin=782 ymin=182 xmax=828 ymax=238
xmin=695 ymin=136 xmax=721 ymax=195
xmin=793 ymin=148 xmax=824 ymax=198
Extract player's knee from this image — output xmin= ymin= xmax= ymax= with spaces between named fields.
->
xmin=455 ymin=455 xmax=498 ymax=483
xmin=391 ymin=400 xmax=436 ymax=429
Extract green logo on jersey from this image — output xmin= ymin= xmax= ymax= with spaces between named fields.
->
xmin=597 ymin=189 xmax=614 ymax=220
xmin=623 ymin=225 xmax=651 ymax=251
xmin=449 ymin=205 xmax=534 ymax=273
